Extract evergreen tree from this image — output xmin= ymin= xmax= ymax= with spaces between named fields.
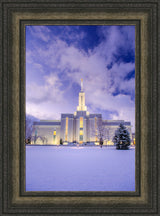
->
xmin=113 ymin=123 xmax=131 ymax=150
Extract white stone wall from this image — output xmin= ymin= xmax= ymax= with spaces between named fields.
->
xmin=31 ymin=118 xmax=132 ymax=145
xmin=83 ymin=118 xmax=87 ymax=142
xmin=75 ymin=118 xmax=79 ymax=143
xmin=88 ymin=118 xmax=96 ymax=142
xmin=88 ymin=117 xmax=102 ymax=142
xmin=73 ymin=118 xmax=76 ymax=142
xmin=60 ymin=117 xmax=74 ymax=143
xmin=68 ymin=118 xmax=74 ymax=142
xmin=60 ymin=118 xmax=66 ymax=142
xmin=32 ymin=125 xmax=61 ymax=145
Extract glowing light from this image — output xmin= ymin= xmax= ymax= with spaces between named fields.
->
xmin=107 ymin=140 xmax=114 ymax=145
xmin=79 ymin=130 xmax=83 ymax=135
xmin=65 ymin=117 xmax=68 ymax=141
xmin=53 ymin=130 xmax=56 ymax=144
xmin=80 ymin=117 xmax=83 ymax=128
xmin=133 ymin=138 xmax=135 ymax=145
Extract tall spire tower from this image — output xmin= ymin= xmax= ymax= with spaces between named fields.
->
xmin=77 ymin=79 xmax=87 ymax=111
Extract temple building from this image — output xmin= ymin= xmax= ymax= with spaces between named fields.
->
xmin=32 ymin=79 xmax=132 ymax=145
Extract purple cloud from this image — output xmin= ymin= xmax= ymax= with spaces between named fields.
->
xmin=26 ymin=25 xmax=135 ymax=131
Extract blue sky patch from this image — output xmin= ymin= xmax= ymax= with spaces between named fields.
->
xmin=26 ymin=25 xmax=135 ymax=131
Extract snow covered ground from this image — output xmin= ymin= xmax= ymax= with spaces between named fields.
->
xmin=26 ymin=146 xmax=135 ymax=191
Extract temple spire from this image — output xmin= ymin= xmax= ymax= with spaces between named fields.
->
xmin=76 ymin=79 xmax=87 ymax=112
xmin=81 ymin=78 xmax=83 ymax=91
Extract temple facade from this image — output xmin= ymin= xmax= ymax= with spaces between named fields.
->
xmin=32 ymin=80 xmax=132 ymax=145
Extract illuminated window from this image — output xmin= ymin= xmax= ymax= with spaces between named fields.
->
xmin=53 ymin=130 xmax=56 ymax=144
xmin=80 ymin=117 xmax=83 ymax=128
xmin=65 ymin=117 xmax=68 ymax=141
xmin=79 ymin=130 xmax=83 ymax=135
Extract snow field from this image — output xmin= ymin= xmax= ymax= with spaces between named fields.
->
xmin=26 ymin=146 xmax=135 ymax=191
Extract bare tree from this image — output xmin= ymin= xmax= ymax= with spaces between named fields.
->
xmin=25 ymin=114 xmax=39 ymax=144
xmin=25 ymin=115 xmax=34 ymax=143
xmin=92 ymin=119 xmax=107 ymax=147
xmin=41 ymin=136 xmax=48 ymax=145
xmin=31 ymin=135 xmax=48 ymax=145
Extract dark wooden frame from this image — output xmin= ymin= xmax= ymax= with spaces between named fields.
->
xmin=0 ymin=0 xmax=159 ymax=215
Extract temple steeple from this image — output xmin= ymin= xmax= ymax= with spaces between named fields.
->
xmin=77 ymin=79 xmax=87 ymax=111
xmin=81 ymin=78 xmax=83 ymax=91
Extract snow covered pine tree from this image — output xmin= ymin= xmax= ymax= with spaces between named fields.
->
xmin=113 ymin=123 xmax=131 ymax=150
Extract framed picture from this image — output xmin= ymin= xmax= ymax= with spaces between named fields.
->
xmin=0 ymin=0 xmax=159 ymax=215
xmin=25 ymin=24 xmax=136 ymax=192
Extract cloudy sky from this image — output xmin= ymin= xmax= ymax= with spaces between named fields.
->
xmin=26 ymin=25 xmax=135 ymax=131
